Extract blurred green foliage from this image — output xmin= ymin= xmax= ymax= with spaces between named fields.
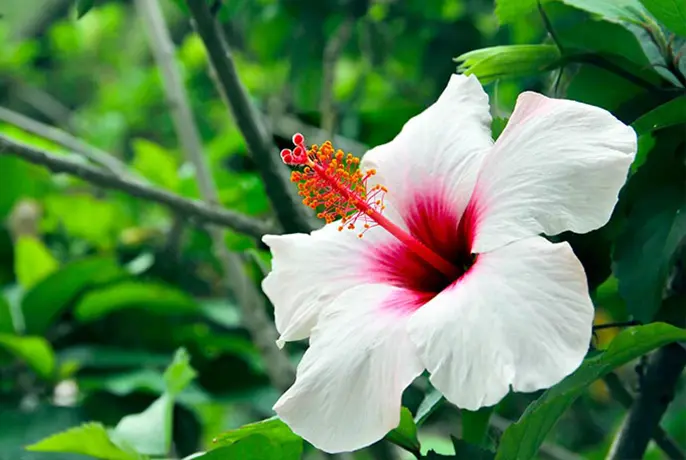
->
xmin=0 ymin=0 xmax=685 ymax=459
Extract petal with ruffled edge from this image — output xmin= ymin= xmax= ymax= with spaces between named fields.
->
xmin=361 ymin=74 xmax=493 ymax=222
xmin=274 ymin=284 xmax=425 ymax=453
xmin=407 ymin=236 xmax=593 ymax=411
xmin=471 ymin=92 xmax=637 ymax=253
xmin=262 ymin=222 xmax=398 ymax=347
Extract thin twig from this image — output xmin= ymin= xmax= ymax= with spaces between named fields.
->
xmin=0 ymin=106 xmax=131 ymax=177
xmin=184 ymin=0 xmax=314 ymax=234
xmin=320 ymin=17 xmax=354 ymax=137
xmin=136 ymin=0 xmax=294 ymax=391
xmin=592 ymin=320 xmax=641 ymax=331
xmin=0 ymin=134 xmax=274 ymax=239
xmin=12 ymin=82 xmax=74 ymax=129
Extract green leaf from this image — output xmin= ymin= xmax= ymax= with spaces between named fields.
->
xmin=43 ymin=194 xmax=122 ymax=248
xmin=0 ymin=294 xmax=15 ymax=333
xmin=461 ymin=407 xmax=494 ymax=447
xmin=14 ymin=235 xmax=58 ymax=290
xmin=199 ymin=435 xmax=281 ymax=459
xmin=163 ymin=348 xmax=197 ymax=397
xmin=632 ymin=96 xmax=686 ymax=135
xmin=386 ymin=407 xmax=421 ymax=454
xmin=613 ymin=131 xmax=686 ymax=322
xmin=111 ymin=394 xmax=173 ymax=456
xmin=452 ymin=438 xmax=495 ymax=459
xmin=415 ymin=388 xmax=445 ymax=426
xmin=131 ymin=138 xmax=180 ymax=191
xmin=212 ymin=417 xmax=302 ymax=460
xmin=638 ymin=0 xmax=686 ymax=36
xmin=496 ymin=0 xmax=648 ymax=25
xmin=26 ymin=422 xmax=137 ymax=460
xmin=59 ymin=346 xmax=171 ymax=369
xmin=496 ymin=323 xmax=686 ymax=460
xmin=22 ymin=257 xmax=124 ymax=335
xmin=0 ymin=334 xmax=55 ymax=379
xmin=455 ymin=45 xmax=561 ymax=83
xmin=109 ymin=348 xmax=198 ymax=456
xmin=75 ymin=0 xmax=96 ymax=19
xmin=73 ymin=281 xmax=198 ymax=323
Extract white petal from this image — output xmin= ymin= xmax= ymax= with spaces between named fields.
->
xmin=471 ymin=92 xmax=637 ymax=253
xmin=408 ymin=237 xmax=593 ymax=411
xmin=361 ymin=74 xmax=492 ymax=219
xmin=274 ymin=284 xmax=424 ymax=453
xmin=262 ymin=223 xmax=392 ymax=346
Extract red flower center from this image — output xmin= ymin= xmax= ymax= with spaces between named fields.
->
xmin=282 ymin=134 xmax=477 ymax=304
xmin=368 ymin=189 xmax=478 ymax=300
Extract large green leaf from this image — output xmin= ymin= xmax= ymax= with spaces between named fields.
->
xmin=495 ymin=323 xmax=686 ymax=460
xmin=613 ymin=131 xmax=686 ymax=322
xmin=638 ymin=0 xmax=686 ymax=36
xmin=385 ymin=407 xmax=421 ymax=454
xmin=461 ymin=407 xmax=494 ymax=447
xmin=26 ymin=422 xmax=137 ymax=460
xmin=43 ymin=194 xmax=122 ymax=248
xmin=0 ymin=156 xmax=50 ymax=218
xmin=110 ymin=348 xmax=197 ymax=456
xmin=632 ymin=96 xmax=686 ymax=135
xmin=111 ymin=395 xmax=173 ymax=456
xmin=58 ymin=346 xmax=171 ymax=370
xmin=163 ymin=348 xmax=198 ymax=397
xmin=2 ymin=403 xmax=83 ymax=460
xmin=0 ymin=333 xmax=56 ymax=379
xmin=131 ymin=138 xmax=180 ymax=192
xmin=14 ymin=235 xmax=59 ymax=290
xmin=22 ymin=257 xmax=124 ymax=335
xmin=73 ymin=281 xmax=198 ymax=323
xmin=415 ymin=388 xmax=445 ymax=426
xmin=496 ymin=0 xmax=648 ymax=24
xmin=211 ymin=417 xmax=302 ymax=460
xmin=198 ymin=435 xmax=281 ymax=459
xmin=455 ymin=45 xmax=561 ymax=83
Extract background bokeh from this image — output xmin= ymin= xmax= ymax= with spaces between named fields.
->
xmin=0 ymin=0 xmax=684 ymax=459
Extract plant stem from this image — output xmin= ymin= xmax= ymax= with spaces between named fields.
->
xmin=0 ymin=134 xmax=274 ymax=239
xmin=136 ymin=0 xmax=294 ymax=391
xmin=185 ymin=0 xmax=315 ymax=234
xmin=607 ymin=344 xmax=686 ymax=460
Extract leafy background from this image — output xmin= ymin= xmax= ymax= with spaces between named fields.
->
xmin=0 ymin=0 xmax=685 ymax=459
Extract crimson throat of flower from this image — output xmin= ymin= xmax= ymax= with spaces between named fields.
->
xmin=280 ymin=133 xmax=461 ymax=280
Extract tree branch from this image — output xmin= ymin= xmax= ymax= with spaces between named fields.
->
xmin=0 ymin=106 xmax=131 ymax=177
xmin=0 ymin=134 xmax=274 ymax=239
xmin=603 ymin=372 xmax=685 ymax=459
xmin=184 ymin=0 xmax=314 ymax=234
xmin=136 ymin=0 xmax=294 ymax=391
xmin=607 ymin=344 xmax=686 ymax=460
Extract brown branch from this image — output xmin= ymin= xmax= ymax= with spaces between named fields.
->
xmin=135 ymin=0 xmax=294 ymax=391
xmin=184 ymin=0 xmax=314 ymax=234
xmin=607 ymin=344 xmax=686 ymax=459
xmin=603 ymin=372 xmax=685 ymax=459
xmin=0 ymin=106 xmax=131 ymax=177
xmin=0 ymin=134 xmax=275 ymax=239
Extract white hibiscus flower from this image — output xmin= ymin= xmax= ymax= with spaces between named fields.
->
xmin=262 ymin=74 xmax=637 ymax=453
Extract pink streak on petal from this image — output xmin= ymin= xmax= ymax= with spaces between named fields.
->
xmin=380 ymin=289 xmax=434 ymax=315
